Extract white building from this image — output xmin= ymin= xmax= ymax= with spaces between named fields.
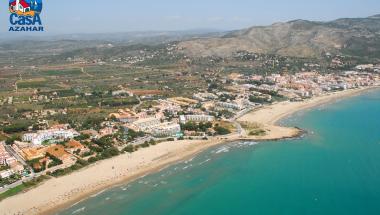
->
xmin=132 ymin=117 xmax=161 ymax=132
xmin=0 ymin=142 xmax=10 ymax=166
xmin=193 ymin=93 xmax=218 ymax=101
xmin=0 ymin=169 xmax=14 ymax=179
xmin=216 ymin=102 xmax=242 ymax=110
xmin=151 ymin=123 xmax=181 ymax=137
xmin=22 ymin=129 xmax=79 ymax=145
xmin=355 ymin=64 xmax=374 ymax=71
xmin=179 ymin=115 xmax=215 ymax=124
xmin=112 ymin=90 xmax=131 ymax=96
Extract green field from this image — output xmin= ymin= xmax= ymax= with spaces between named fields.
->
xmin=41 ymin=69 xmax=82 ymax=76
xmin=17 ymin=80 xmax=49 ymax=89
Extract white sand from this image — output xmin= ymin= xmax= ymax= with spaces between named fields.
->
xmin=238 ymin=87 xmax=376 ymax=140
xmin=0 ymin=139 xmax=228 ymax=215
xmin=0 ymin=87 xmax=375 ymax=215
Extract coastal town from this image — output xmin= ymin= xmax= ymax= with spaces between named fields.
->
xmin=3 ymin=1 xmax=380 ymax=213
xmin=1 ymin=61 xmax=380 ymax=198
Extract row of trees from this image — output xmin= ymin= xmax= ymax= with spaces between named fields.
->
xmin=181 ymin=121 xmax=213 ymax=132
xmin=2 ymin=122 xmax=31 ymax=133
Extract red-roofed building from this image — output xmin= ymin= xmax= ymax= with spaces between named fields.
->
xmin=9 ymin=0 xmax=31 ymax=13
xmin=65 ymin=140 xmax=90 ymax=155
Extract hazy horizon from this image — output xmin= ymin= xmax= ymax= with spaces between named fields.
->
xmin=1 ymin=0 xmax=380 ymax=35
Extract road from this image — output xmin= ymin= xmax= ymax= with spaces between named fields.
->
xmin=4 ymin=145 xmax=28 ymax=166
xmin=132 ymin=96 xmax=142 ymax=112
xmin=0 ymin=105 xmax=256 ymax=194
xmin=0 ymin=144 xmax=38 ymax=194
xmin=0 ymin=170 xmax=43 ymax=194
xmin=229 ymin=106 xmax=258 ymax=137
xmin=232 ymin=106 xmax=258 ymax=121
xmin=232 ymin=121 xmax=246 ymax=137
xmin=81 ymin=67 xmax=94 ymax=77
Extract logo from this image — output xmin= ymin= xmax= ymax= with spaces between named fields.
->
xmin=8 ymin=0 xmax=44 ymax=32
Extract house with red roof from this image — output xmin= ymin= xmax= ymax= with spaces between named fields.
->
xmin=9 ymin=0 xmax=31 ymax=13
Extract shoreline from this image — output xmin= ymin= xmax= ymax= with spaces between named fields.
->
xmin=0 ymin=86 xmax=378 ymax=215
xmin=238 ymin=86 xmax=379 ymax=141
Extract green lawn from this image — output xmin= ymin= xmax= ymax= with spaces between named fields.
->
xmin=0 ymin=175 xmax=50 ymax=201
xmin=0 ymin=184 xmax=27 ymax=201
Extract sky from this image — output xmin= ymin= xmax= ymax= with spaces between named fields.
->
xmin=1 ymin=0 xmax=380 ymax=34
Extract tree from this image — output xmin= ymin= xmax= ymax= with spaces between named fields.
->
xmin=123 ymin=145 xmax=135 ymax=153
xmin=249 ymin=95 xmax=269 ymax=104
xmin=100 ymin=147 xmax=120 ymax=159
xmin=214 ymin=126 xmax=231 ymax=135
xmin=88 ymin=157 xmax=98 ymax=163
xmin=149 ymin=139 xmax=156 ymax=145
xmin=5 ymin=135 xmax=20 ymax=145
xmin=141 ymin=141 xmax=150 ymax=148
xmin=3 ymin=122 xmax=30 ymax=133
xmin=92 ymin=135 xmax=113 ymax=149
xmin=75 ymin=133 xmax=91 ymax=141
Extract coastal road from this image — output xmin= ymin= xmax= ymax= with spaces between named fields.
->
xmin=0 ymin=144 xmax=39 ymax=194
xmin=0 ymin=179 xmax=24 ymax=193
xmin=232 ymin=105 xmax=259 ymax=121
xmin=4 ymin=145 xmax=28 ymax=166
xmin=229 ymin=106 xmax=257 ymax=137
xmin=0 ymin=170 xmax=46 ymax=194
xmin=0 ymin=173 xmax=37 ymax=194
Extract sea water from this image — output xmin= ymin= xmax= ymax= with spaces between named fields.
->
xmin=58 ymin=89 xmax=380 ymax=215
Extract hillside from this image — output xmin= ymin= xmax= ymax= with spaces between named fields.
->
xmin=178 ymin=15 xmax=380 ymax=58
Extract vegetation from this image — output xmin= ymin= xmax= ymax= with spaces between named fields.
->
xmin=123 ymin=145 xmax=135 ymax=153
xmin=46 ymin=152 xmax=63 ymax=168
xmin=248 ymin=129 xmax=267 ymax=136
xmin=48 ymin=144 xmax=120 ymax=177
xmin=0 ymin=184 xmax=27 ymax=201
xmin=0 ymin=175 xmax=50 ymax=201
xmin=249 ymin=95 xmax=270 ymax=104
xmin=214 ymin=126 xmax=231 ymax=135
xmin=0 ymin=15 xmax=378 ymax=204
xmin=2 ymin=121 xmax=32 ymax=133
xmin=49 ymin=159 xmax=93 ymax=177
xmin=181 ymin=121 xmax=213 ymax=132
xmin=74 ymin=133 xmax=91 ymax=141
xmin=240 ymin=121 xmax=267 ymax=136
xmin=42 ymin=69 xmax=82 ymax=76
xmin=0 ymin=173 xmax=22 ymax=187
xmin=101 ymin=98 xmax=139 ymax=107
xmin=5 ymin=135 xmax=21 ymax=145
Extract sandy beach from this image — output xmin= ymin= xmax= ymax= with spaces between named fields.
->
xmin=0 ymin=86 xmax=377 ymax=215
xmin=238 ymin=87 xmax=378 ymax=140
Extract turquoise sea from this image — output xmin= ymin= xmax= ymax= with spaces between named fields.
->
xmin=58 ymin=89 xmax=380 ymax=215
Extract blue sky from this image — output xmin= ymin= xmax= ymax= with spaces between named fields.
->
xmin=2 ymin=0 xmax=380 ymax=34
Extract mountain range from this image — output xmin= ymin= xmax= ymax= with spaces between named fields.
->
xmin=178 ymin=14 xmax=380 ymax=59
xmin=1 ymin=15 xmax=380 ymax=60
